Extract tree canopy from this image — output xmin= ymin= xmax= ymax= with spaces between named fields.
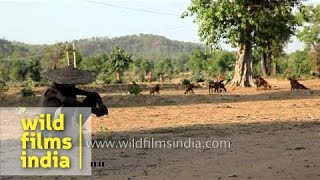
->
xmin=183 ymin=0 xmax=302 ymax=48
xmin=298 ymin=4 xmax=320 ymax=49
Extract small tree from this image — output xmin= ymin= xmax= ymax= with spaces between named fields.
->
xmin=106 ymin=46 xmax=132 ymax=81
xmin=28 ymin=59 xmax=42 ymax=82
xmin=10 ymin=59 xmax=30 ymax=81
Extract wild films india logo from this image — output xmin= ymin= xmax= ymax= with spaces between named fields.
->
xmin=0 ymin=107 xmax=92 ymax=176
xmin=21 ymin=113 xmax=74 ymax=169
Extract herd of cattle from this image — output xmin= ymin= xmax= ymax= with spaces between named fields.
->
xmin=148 ymin=76 xmax=313 ymax=95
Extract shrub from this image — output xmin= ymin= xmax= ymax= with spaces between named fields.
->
xmin=21 ymin=86 xmax=35 ymax=97
xmin=20 ymin=79 xmax=35 ymax=97
xmin=127 ymin=82 xmax=142 ymax=95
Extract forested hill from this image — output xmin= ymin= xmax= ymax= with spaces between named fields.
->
xmin=0 ymin=34 xmax=203 ymax=60
xmin=75 ymin=34 xmax=203 ymax=60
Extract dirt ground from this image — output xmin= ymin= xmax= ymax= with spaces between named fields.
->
xmin=0 ymin=78 xmax=320 ymax=180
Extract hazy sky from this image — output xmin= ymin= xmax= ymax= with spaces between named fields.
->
xmin=0 ymin=0 xmax=319 ymax=52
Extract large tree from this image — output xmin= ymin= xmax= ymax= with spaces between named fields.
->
xmin=297 ymin=4 xmax=320 ymax=73
xmin=183 ymin=0 xmax=303 ymax=87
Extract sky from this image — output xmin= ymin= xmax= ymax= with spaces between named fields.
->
xmin=0 ymin=0 xmax=319 ymax=53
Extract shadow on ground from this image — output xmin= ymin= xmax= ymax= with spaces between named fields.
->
xmin=103 ymin=89 xmax=320 ymax=108
xmin=1 ymin=89 xmax=320 ymax=108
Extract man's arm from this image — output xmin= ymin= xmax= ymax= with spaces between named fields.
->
xmin=73 ymin=87 xmax=104 ymax=107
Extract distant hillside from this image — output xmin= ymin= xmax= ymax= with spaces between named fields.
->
xmin=0 ymin=39 xmax=31 ymax=59
xmin=0 ymin=34 xmax=203 ymax=61
xmin=74 ymin=34 xmax=203 ymax=60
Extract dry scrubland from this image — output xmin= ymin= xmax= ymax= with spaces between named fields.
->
xmin=0 ymin=78 xmax=320 ymax=180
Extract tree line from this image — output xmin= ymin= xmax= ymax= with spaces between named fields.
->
xmin=0 ymin=44 xmax=315 ymax=85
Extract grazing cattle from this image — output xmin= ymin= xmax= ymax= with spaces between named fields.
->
xmin=150 ymin=84 xmax=160 ymax=95
xmin=184 ymin=84 xmax=194 ymax=95
xmin=288 ymin=78 xmax=309 ymax=90
xmin=254 ymin=76 xmax=271 ymax=90
xmin=209 ymin=80 xmax=227 ymax=94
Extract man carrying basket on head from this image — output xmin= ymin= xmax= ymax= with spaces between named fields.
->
xmin=41 ymin=63 xmax=108 ymax=117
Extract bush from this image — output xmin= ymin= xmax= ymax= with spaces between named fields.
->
xmin=127 ymin=82 xmax=142 ymax=95
xmin=0 ymin=80 xmax=9 ymax=92
xmin=20 ymin=79 xmax=35 ymax=97
xmin=21 ymin=86 xmax=35 ymax=97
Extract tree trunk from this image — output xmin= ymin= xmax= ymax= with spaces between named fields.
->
xmin=231 ymin=42 xmax=255 ymax=87
xmin=115 ymin=71 xmax=121 ymax=80
xmin=311 ymin=44 xmax=320 ymax=72
xmin=272 ymin=55 xmax=277 ymax=77
xmin=261 ymin=51 xmax=272 ymax=77
xmin=261 ymin=52 xmax=268 ymax=76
